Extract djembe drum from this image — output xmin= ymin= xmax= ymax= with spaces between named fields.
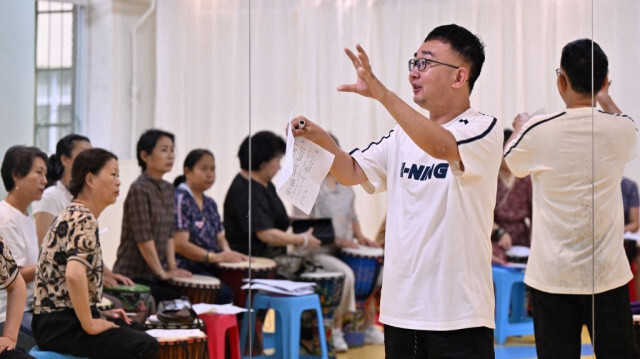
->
xmin=340 ymin=246 xmax=383 ymax=301
xmin=169 ymin=274 xmax=220 ymax=304
xmin=340 ymin=246 xmax=384 ymax=346
xmin=218 ymin=257 xmax=277 ymax=307
xmin=146 ymin=329 xmax=208 ymax=359
xmin=505 ymin=245 xmax=530 ymax=265
xmin=299 ymin=271 xmax=345 ymax=359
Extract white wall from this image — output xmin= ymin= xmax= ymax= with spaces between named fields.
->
xmin=0 ymin=0 xmax=36 ymax=197
xmin=84 ymin=0 xmax=156 ymax=158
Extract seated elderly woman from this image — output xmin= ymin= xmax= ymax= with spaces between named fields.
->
xmin=224 ymin=131 xmax=321 ymax=258
xmin=113 ymin=129 xmax=191 ymax=302
xmin=32 ymin=134 xmax=132 ymax=288
xmin=0 ymin=145 xmax=49 ymax=351
xmin=173 ymin=149 xmax=247 ymax=303
xmin=32 ymin=149 xmax=158 ymax=359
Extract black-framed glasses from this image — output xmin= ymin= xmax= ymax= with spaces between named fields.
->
xmin=555 ymin=68 xmax=561 ymax=76
xmin=408 ymin=58 xmax=460 ymax=72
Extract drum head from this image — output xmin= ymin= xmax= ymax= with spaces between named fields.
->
xmin=506 ymin=246 xmax=530 ymax=259
xmin=341 ymin=245 xmax=384 ymax=257
xmin=170 ymin=274 xmax=220 ymax=287
xmin=300 ymin=271 xmax=345 ymax=280
xmin=104 ymin=283 xmax=151 ymax=293
xmin=218 ymin=257 xmax=276 ymax=270
xmin=147 ymin=329 xmax=207 ymax=342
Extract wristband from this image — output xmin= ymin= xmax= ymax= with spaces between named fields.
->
xmin=204 ymin=251 xmax=212 ymax=263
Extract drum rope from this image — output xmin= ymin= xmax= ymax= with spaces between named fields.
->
xmin=180 ymin=341 xmax=190 ymax=358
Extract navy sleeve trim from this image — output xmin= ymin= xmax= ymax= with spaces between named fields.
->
xmin=504 ymin=112 xmax=566 ymax=157
xmin=597 ymin=110 xmax=636 ymax=130
xmin=456 ymin=117 xmax=498 ymax=145
xmin=349 ymin=129 xmax=394 ymax=155
xmin=597 ymin=109 xmax=634 ymax=121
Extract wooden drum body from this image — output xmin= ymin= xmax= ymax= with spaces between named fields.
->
xmin=149 ymin=330 xmax=208 ymax=359
xmin=218 ymin=257 xmax=277 ymax=308
xmin=169 ymin=274 xmax=220 ymax=304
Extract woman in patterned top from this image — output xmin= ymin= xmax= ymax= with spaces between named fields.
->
xmin=113 ymin=129 xmax=191 ymax=302
xmin=32 ymin=149 xmax=158 ymax=359
xmin=173 ymin=149 xmax=248 ymax=303
xmin=0 ymin=236 xmax=32 ymax=359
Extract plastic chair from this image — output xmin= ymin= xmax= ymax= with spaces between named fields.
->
xmin=29 ymin=346 xmax=89 ymax=359
xmin=199 ymin=312 xmax=242 ymax=359
xmin=492 ymin=265 xmax=534 ymax=345
xmin=241 ymin=293 xmax=328 ymax=359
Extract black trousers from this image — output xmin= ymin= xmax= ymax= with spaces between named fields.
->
xmin=384 ymin=324 xmax=494 ymax=359
xmin=32 ymin=307 xmax=158 ymax=359
xmin=0 ymin=349 xmax=34 ymax=359
xmin=531 ymin=285 xmax=640 ymax=359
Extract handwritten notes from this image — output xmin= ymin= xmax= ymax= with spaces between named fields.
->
xmin=276 ymin=121 xmax=334 ymax=214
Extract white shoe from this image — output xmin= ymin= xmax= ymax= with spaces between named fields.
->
xmin=364 ymin=325 xmax=384 ymax=345
xmin=331 ymin=328 xmax=349 ymax=352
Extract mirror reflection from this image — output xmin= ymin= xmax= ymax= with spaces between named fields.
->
xmin=1 ymin=0 xmax=640 ymax=358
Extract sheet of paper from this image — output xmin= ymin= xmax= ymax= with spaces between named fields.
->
xmin=242 ymin=278 xmax=315 ymax=292
xmin=191 ymin=303 xmax=247 ymax=315
xmin=530 ymin=107 xmax=546 ymax=117
xmin=241 ymin=283 xmax=315 ymax=297
xmin=276 ymin=120 xmax=335 ymax=214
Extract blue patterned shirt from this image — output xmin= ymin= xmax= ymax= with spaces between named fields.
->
xmin=174 ymin=183 xmax=223 ymax=274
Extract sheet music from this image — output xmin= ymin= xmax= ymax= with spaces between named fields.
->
xmin=277 ymin=120 xmax=335 ymax=214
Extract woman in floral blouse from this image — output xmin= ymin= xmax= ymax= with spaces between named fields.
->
xmin=32 ymin=149 xmax=158 ymax=359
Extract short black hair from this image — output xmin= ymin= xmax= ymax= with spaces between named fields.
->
xmin=1 ymin=145 xmax=48 ymax=192
xmin=68 ymin=148 xmax=118 ymax=198
xmin=136 ymin=129 xmax=175 ymax=170
xmin=173 ymin=149 xmax=214 ymax=187
xmin=425 ymin=24 xmax=485 ymax=93
xmin=560 ymin=39 xmax=608 ymax=96
xmin=47 ymin=133 xmax=91 ymax=187
xmin=238 ymin=131 xmax=286 ymax=171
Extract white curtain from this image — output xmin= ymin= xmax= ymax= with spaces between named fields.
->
xmin=154 ymin=0 xmax=640 ymax=236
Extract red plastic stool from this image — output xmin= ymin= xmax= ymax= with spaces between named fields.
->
xmin=199 ymin=313 xmax=241 ymax=359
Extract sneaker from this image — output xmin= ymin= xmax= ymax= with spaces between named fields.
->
xmin=364 ymin=325 xmax=384 ymax=345
xmin=331 ymin=328 xmax=349 ymax=352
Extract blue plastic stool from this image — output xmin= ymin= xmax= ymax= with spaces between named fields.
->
xmin=492 ymin=265 xmax=534 ymax=345
xmin=29 ymin=346 xmax=89 ymax=359
xmin=241 ymin=293 xmax=328 ymax=359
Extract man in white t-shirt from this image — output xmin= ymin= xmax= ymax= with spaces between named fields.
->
xmin=293 ymin=24 xmax=501 ymax=358
xmin=504 ymin=39 xmax=639 ymax=358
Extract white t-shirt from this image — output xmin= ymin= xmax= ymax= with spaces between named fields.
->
xmin=0 ymin=200 xmax=38 ymax=322
xmin=32 ymin=180 xmax=73 ymax=217
xmin=351 ymin=108 xmax=502 ymax=331
xmin=504 ymin=107 xmax=638 ymax=294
